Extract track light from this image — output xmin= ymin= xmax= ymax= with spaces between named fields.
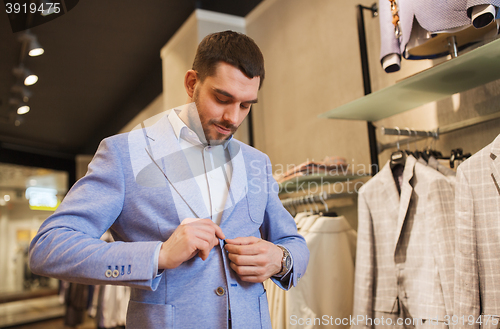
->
xmin=18 ymin=31 xmax=44 ymax=57
xmin=12 ymin=66 xmax=38 ymax=86
xmin=17 ymin=105 xmax=30 ymax=115
xmin=28 ymin=38 xmax=44 ymax=57
xmin=9 ymin=97 xmax=30 ymax=115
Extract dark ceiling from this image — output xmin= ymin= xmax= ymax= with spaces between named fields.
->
xmin=0 ymin=0 xmax=262 ymax=162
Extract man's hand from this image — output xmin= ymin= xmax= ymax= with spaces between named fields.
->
xmin=158 ymin=218 xmax=225 ymax=269
xmin=224 ymin=236 xmax=283 ymax=283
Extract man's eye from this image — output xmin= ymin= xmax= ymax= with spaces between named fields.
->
xmin=240 ymin=104 xmax=250 ymax=109
xmin=216 ymin=97 xmax=228 ymax=104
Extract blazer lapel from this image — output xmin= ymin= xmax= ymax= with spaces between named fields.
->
xmin=489 ymin=134 xmax=500 ymax=195
xmin=137 ymin=110 xmax=210 ymax=219
xmin=379 ymin=161 xmax=401 ymax=225
xmin=219 ymin=140 xmax=247 ymax=225
xmin=394 ymin=155 xmax=417 ymax=248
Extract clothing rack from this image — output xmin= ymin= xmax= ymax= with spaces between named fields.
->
xmin=281 ymin=191 xmax=355 ymax=215
xmin=378 ymin=111 xmax=500 ymax=153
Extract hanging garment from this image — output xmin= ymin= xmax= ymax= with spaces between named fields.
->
xmin=266 ymin=213 xmax=319 ymax=329
xmin=428 ymin=156 xmax=457 ymax=188
xmin=97 ymin=284 xmax=131 ymax=328
xmin=64 ymin=282 xmax=90 ymax=327
xmin=353 ymin=155 xmax=455 ymax=327
xmin=379 ymin=0 xmax=500 ymax=72
xmin=286 ymin=215 xmax=356 ymax=329
xmin=454 ymin=133 xmax=500 ymax=329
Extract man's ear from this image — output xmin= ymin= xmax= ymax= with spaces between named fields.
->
xmin=184 ymin=70 xmax=198 ymax=99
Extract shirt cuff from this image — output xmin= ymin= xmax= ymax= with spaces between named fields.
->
xmin=152 ymin=242 xmax=163 ymax=279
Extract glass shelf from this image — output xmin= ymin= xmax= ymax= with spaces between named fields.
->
xmin=278 ymin=174 xmax=368 ymax=194
xmin=319 ymin=38 xmax=500 ymax=121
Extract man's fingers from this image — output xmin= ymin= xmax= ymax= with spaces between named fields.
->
xmin=229 ymin=262 xmax=266 ymax=278
xmin=214 ymin=225 xmax=225 ymax=240
xmin=227 ymin=253 xmax=263 ymax=266
xmin=224 ymin=241 xmax=266 ymax=255
xmin=185 ymin=218 xmax=226 ymax=240
xmin=225 ymin=236 xmax=259 ymax=245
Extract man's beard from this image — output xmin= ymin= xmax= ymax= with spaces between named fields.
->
xmin=194 ymin=90 xmax=238 ymax=144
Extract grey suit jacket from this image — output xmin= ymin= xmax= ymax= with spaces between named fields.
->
xmin=29 ymin=110 xmax=309 ymax=329
xmin=353 ymin=155 xmax=455 ymax=327
xmin=454 ymin=133 xmax=500 ymax=329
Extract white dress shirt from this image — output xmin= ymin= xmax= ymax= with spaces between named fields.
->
xmin=168 ymin=108 xmax=233 ymax=225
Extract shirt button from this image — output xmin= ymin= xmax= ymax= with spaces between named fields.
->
xmin=215 ymin=287 xmax=225 ymax=296
xmin=112 ymin=270 xmax=120 ymax=278
xmin=105 ymin=269 xmax=113 ymax=278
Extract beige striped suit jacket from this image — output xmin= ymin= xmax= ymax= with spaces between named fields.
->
xmin=353 ymin=155 xmax=455 ymax=328
xmin=454 ymin=133 xmax=500 ymax=329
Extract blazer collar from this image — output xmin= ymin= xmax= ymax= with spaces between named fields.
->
xmin=219 ymin=140 xmax=247 ymax=225
xmin=136 ymin=107 xmax=249 ymax=222
xmin=379 ymin=160 xmax=402 ymax=221
xmin=136 ymin=109 xmax=210 ymax=219
xmin=490 ymin=134 xmax=500 ymax=195
xmin=394 ymin=155 xmax=417 ymax=248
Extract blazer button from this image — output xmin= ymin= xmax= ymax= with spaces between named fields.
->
xmin=215 ymin=287 xmax=225 ymax=296
xmin=112 ymin=270 xmax=120 ymax=278
xmin=105 ymin=269 xmax=113 ymax=278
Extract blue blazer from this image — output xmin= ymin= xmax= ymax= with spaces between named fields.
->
xmin=29 ymin=110 xmax=309 ymax=329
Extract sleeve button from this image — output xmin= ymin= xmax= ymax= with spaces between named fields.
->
xmin=112 ymin=270 xmax=120 ymax=278
xmin=105 ymin=269 xmax=113 ymax=278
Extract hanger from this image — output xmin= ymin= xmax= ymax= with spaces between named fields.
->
xmin=310 ymin=195 xmax=320 ymax=214
xmin=303 ymin=195 xmax=312 ymax=214
xmin=390 ymin=127 xmax=407 ymax=170
xmin=319 ymin=191 xmax=338 ymax=217
xmin=411 ymin=128 xmax=429 ymax=162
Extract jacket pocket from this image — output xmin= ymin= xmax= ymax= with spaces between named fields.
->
xmin=259 ymin=290 xmax=272 ymax=328
xmin=246 ymin=191 xmax=266 ymax=225
xmin=126 ymin=300 xmax=174 ymax=329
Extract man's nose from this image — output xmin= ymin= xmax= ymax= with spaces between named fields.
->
xmin=222 ymin=105 xmax=239 ymax=125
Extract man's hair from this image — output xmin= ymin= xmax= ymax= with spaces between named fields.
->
xmin=192 ymin=31 xmax=265 ymax=88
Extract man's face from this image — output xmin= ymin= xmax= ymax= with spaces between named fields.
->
xmin=193 ymin=62 xmax=260 ymax=143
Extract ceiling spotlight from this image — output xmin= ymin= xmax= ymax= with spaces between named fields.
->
xmin=24 ymin=74 xmax=38 ymax=86
xmin=18 ymin=31 xmax=44 ymax=57
xmin=17 ymin=105 xmax=30 ymax=115
xmin=9 ymin=97 xmax=30 ymax=115
xmin=28 ymin=38 xmax=44 ymax=57
xmin=13 ymin=66 xmax=39 ymax=86
xmin=11 ymin=85 xmax=33 ymax=103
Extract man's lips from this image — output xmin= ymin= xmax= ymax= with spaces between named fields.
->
xmin=214 ymin=123 xmax=232 ymax=135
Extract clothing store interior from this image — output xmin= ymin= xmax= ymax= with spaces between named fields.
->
xmin=1 ymin=0 xmax=500 ymax=328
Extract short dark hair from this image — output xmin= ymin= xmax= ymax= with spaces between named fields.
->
xmin=192 ymin=31 xmax=265 ymax=88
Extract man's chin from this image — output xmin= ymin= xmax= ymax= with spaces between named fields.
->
xmin=206 ymin=132 xmax=233 ymax=144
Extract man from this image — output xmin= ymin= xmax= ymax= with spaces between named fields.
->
xmin=29 ymin=31 xmax=309 ymax=329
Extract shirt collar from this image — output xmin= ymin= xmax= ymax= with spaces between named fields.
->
xmin=168 ymin=107 xmax=233 ymax=149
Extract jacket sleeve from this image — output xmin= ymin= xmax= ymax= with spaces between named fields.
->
xmin=29 ymin=138 xmax=163 ymax=291
xmin=454 ymin=165 xmax=481 ymax=329
xmin=379 ymin=0 xmax=402 ymax=72
xmin=259 ymin=155 xmax=309 ymax=291
xmin=352 ymin=189 xmax=375 ymax=328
